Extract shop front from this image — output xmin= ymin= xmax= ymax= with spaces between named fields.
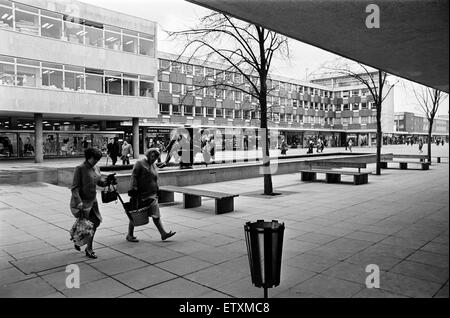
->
xmin=0 ymin=130 xmax=123 ymax=159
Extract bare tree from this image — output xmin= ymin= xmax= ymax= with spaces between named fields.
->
xmin=412 ymin=86 xmax=448 ymax=162
xmin=167 ymin=12 xmax=289 ymax=195
xmin=327 ymin=60 xmax=395 ymax=175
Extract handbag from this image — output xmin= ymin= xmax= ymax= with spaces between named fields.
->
xmin=101 ymin=184 xmax=118 ymax=203
xmin=69 ymin=217 xmax=94 ymax=247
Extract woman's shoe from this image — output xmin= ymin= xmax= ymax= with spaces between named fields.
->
xmin=85 ymin=249 xmax=97 ymax=259
xmin=161 ymin=231 xmax=176 ymax=241
xmin=74 ymin=244 xmax=81 ymax=251
xmin=126 ymin=235 xmax=139 ymax=242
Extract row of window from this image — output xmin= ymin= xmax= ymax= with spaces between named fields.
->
xmin=158 ymin=104 xmax=378 ymax=124
xmin=0 ymin=55 xmax=155 ymax=97
xmin=0 ymin=0 xmax=155 ymax=56
xmin=159 ymin=59 xmax=338 ymax=96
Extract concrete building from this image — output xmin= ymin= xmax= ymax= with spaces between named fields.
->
xmin=393 ymin=112 xmax=449 ymax=143
xmin=0 ymin=0 xmax=397 ymax=161
xmin=0 ymin=0 xmax=157 ymax=161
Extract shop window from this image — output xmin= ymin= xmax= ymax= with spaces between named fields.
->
xmin=85 ymin=68 xmax=104 ymax=93
xmin=159 ymin=104 xmax=170 ymax=114
xmin=139 ymin=33 xmax=154 ymax=56
xmin=64 ymin=19 xmax=85 ymax=44
xmin=0 ymin=2 xmax=13 ymax=29
xmin=41 ymin=10 xmax=62 ymax=40
xmin=18 ymin=133 xmax=35 ymax=157
xmin=105 ymin=71 xmax=122 ymax=95
xmin=123 ymin=74 xmax=138 ymax=96
xmin=0 ymin=58 xmax=15 ymax=86
xmin=139 ymin=77 xmax=154 ymax=97
xmin=15 ymin=4 xmax=39 ymax=36
xmin=16 ymin=58 xmax=39 ymax=87
xmin=105 ymin=25 xmax=121 ymax=50
xmin=84 ymin=22 xmax=104 ymax=47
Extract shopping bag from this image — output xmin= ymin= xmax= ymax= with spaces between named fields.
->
xmin=69 ymin=218 xmax=95 ymax=247
xmin=101 ymin=184 xmax=118 ymax=203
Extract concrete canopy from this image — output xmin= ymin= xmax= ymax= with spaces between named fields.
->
xmin=186 ymin=0 xmax=449 ymax=93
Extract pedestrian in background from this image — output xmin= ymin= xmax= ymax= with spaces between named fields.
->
xmin=418 ymin=139 xmax=423 ymax=153
xmin=70 ymin=147 xmax=116 ymax=259
xmin=348 ymin=139 xmax=353 ymax=152
xmin=107 ymin=137 xmax=120 ymax=165
xmin=121 ymin=140 xmax=133 ymax=165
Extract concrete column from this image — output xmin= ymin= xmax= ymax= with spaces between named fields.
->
xmin=34 ymin=113 xmax=43 ymax=163
xmin=132 ymin=117 xmax=139 ymax=159
xmin=368 ymin=133 xmax=372 ymax=147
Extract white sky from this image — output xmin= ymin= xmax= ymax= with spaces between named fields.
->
xmin=80 ymin=0 xmax=449 ymax=116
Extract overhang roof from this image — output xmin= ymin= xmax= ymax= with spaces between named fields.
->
xmin=186 ymin=0 xmax=449 ymax=93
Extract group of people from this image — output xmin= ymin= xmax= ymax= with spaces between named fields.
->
xmin=107 ymin=137 xmax=134 ymax=165
xmin=70 ymin=147 xmax=175 ymax=259
xmin=305 ymin=138 xmax=325 ymax=154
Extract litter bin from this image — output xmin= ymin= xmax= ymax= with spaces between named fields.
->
xmin=244 ymin=219 xmax=285 ymax=298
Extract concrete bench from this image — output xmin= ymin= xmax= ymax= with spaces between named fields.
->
xmin=302 ymin=160 xmax=368 ymax=173
xmin=380 ymin=160 xmax=430 ymax=170
xmin=391 ymin=154 xmax=430 ymax=162
xmin=299 ymin=169 xmax=371 ymax=185
xmin=158 ymin=185 xmax=239 ymax=214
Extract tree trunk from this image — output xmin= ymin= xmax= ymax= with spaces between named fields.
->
xmin=260 ymin=84 xmax=273 ymax=195
xmin=376 ymin=103 xmax=382 ymax=175
xmin=428 ymin=119 xmax=433 ymax=163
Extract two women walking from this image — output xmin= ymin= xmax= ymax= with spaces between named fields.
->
xmin=70 ymin=147 xmax=175 ymax=259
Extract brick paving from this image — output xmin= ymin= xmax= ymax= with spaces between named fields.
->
xmin=0 ymin=146 xmax=448 ymax=298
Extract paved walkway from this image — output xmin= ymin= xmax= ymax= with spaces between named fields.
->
xmin=0 ymin=158 xmax=448 ymax=297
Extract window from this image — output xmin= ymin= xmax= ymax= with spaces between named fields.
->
xmin=361 ymin=116 xmax=368 ymax=124
xmin=0 ymin=55 xmax=15 ymax=85
xmin=172 ymin=62 xmax=182 ymax=73
xmin=206 ymin=107 xmax=214 ymax=117
xmin=64 ymin=65 xmax=84 ymax=91
xmin=16 ymin=58 xmax=39 ymax=87
xmin=195 ymin=106 xmax=203 ymax=116
xmin=123 ymin=73 xmax=138 ymax=96
xmin=226 ymin=90 xmax=233 ymax=100
xmin=105 ymin=25 xmax=121 ymax=50
xmin=206 ymin=86 xmax=214 ymax=97
xmin=194 ymin=65 xmax=203 ymax=76
xmin=0 ymin=1 xmax=13 ymax=29
xmin=235 ymin=91 xmax=242 ymax=101
xmin=41 ymin=10 xmax=62 ymax=40
xmin=361 ymin=102 xmax=367 ymax=109
xmin=235 ymin=110 xmax=241 ymax=119
xmin=172 ymin=83 xmax=181 ymax=94
xmin=206 ymin=67 xmax=214 ymax=77
xmin=342 ymin=117 xmax=349 ymax=124
xmin=159 ymin=59 xmax=171 ymax=71
xmin=225 ymin=109 xmax=233 ymax=119
xmin=159 ymin=104 xmax=169 ymax=114
xmin=15 ymin=4 xmax=39 ymax=36
xmin=195 ymin=86 xmax=204 ymax=97
xmin=84 ymin=21 xmax=103 ymax=47
xmin=159 ymin=81 xmax=169 ymax=92
xmin=185 ymin=64 xmax=193 ymax=76
xmin=244 ymin=110 xmax=251 ymax=120
xmin=215 ymin=89 xmax=224 ymax=99
xmin=343 ymin=104 xmax=349 ymax=110
xmin=184 ymin=106 xmax=193 ymax=116
xmin=123 ymin=30 xmax=138 ymax=53
xmin=104 ymin=71 xmax=121 ymax=95
xmin=139 ymin=75 xmax=154 ymax=97
xmin=64 ymin=16 xmax=85 ymax=44
xmin=216 ymin=108 xmax=223 ymax=117
xmin=139 ymin=33 xmax=154 ymax=56
xmin=85 ymin=68 xmax=103 ymax=93
xmin=42 ymin=62 xmax=63 ymax=89
xmin=172 ymin=104 xmax=181 ymax=115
